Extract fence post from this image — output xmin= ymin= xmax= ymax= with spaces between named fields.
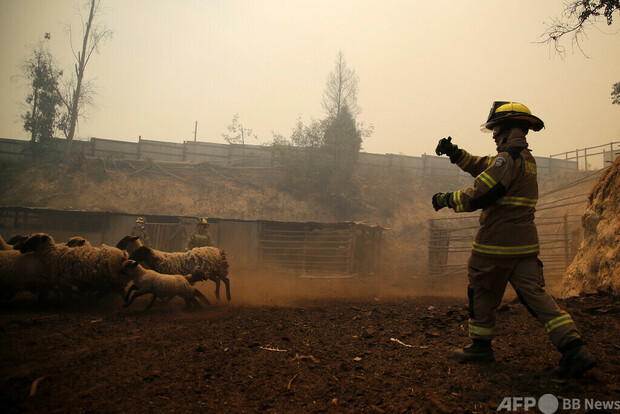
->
xmin=563 ymin=214 xmax=570 ymax=270
xmin=549 ymin=155 xmax=552 ymax=175
xmin=575 ymin=149 xmax=579 ymax=170
xmin=428 ymin=219 xmax=449 ymax=277
xmin=428 ymin=218 xmax=435 ymax=276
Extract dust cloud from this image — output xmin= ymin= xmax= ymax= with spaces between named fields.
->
xmin=218 ymin=268 xmax=470 ymax=308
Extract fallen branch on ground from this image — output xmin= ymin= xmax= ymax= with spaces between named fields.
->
xmin=259 ymin=346 xmax=287 ymax=352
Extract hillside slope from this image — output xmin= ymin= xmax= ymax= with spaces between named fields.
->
xmin=0 ymin=159 xmax=339 ymax=222
xmin=562 ymin=156 xmax=620 ymax=296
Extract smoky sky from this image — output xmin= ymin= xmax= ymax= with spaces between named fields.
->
xmin=1 ymin=0 xmax=619 ymax=159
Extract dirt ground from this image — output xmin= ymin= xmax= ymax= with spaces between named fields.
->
xmin=0 ymin=274 xmax=619 ymax=414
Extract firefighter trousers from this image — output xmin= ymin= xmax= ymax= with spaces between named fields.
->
xmin=466 ymin=254 xmax=581 ymax=351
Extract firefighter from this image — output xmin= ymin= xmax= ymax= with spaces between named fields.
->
xmin=186 ymin=218 xmax=214 ymax=250
xmin=433 ymin=101 xmax=595 ymax=378
xmin=130 ymin=217 xmax=151 ymax=247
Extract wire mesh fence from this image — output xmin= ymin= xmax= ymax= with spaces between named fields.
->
xmin=426 ymin=165 xmax=609 ymax=278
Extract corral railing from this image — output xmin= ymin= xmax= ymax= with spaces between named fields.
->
xmin=427 ymin=168 xmax=606 ymax=277
xmin=550 ymin=141 xmax=619 ymax=171
xmin=257 ymin=221 xmax=383 ymax=276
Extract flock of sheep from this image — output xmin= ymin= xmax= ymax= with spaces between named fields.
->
xmin=0 ymin=233 xmax=230 ymax=311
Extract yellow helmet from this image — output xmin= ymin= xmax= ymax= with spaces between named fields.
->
xmin=135 ymin=217 xmax=145 ymax=224
xmin=198 ymin=218 xmax=208 ymax=225
xmin=481 ymin=101 xmax=544 ymax=132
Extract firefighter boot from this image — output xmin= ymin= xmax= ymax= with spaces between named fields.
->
xmin=553 ymin=345 xmax=596 ymax=378
xmin=452 ymin=339 xmax=494 ymax=363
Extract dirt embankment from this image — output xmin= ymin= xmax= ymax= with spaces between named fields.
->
xmin=562 ymin=156 xmax=620 ymax=296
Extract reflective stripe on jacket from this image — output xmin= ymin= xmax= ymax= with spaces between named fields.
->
xmin=448 ymin=129 xmax=539 ymax=258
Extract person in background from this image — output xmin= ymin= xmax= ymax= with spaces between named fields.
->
xmin=432 ymin=101 xmax=596 ymax=378
xmin=186 ymin=217 xmax=214 ymax=250
xmin=130 ymin=217 xmax=151 ymax=247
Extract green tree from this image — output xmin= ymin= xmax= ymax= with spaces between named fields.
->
xmin=272 ymin=51 xmax=372 ymax=217
xmin=21 ymin=33 xmax=64 ymax=143
xmin=323 ymin=105 xmax=362 ymax=192
xmin=272 ymin=117 xmax=328 ymax=194
xmin=321 ymin=52 xmax=372 ymax=204
xmin=612 ymin=82 xmax=620 ymax=105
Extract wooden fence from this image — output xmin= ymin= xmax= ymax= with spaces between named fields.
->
xmin=0 ymin=136 xmax=581 ymax=177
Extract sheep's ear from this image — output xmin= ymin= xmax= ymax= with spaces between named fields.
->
xmin=122 ymin=259 xmax=138 ymax=268
xmin=7 ymin=235 xmax=27 ymax=245
xmin=19 ymin=234 xmax=42 ymax=253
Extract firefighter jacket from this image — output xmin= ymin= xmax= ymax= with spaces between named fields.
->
xmin=447 ymin=129 xmax=539 ymax=258
xmin=130 ymin=226 xmax=151 ymax=247
xmin=186 ymin=231 xmax=214 ymax=250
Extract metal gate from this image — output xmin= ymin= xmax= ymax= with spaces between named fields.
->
xmin=258 ymin=222 xmax=355 ymax=275
xmin=427 ymin=213 xmax=582 ymax=277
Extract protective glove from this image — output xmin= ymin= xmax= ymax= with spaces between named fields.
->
xmin=435 ymin=136 xmax=458 ymax=157
xmin=432 ymin=192 xmax=451 ymax=211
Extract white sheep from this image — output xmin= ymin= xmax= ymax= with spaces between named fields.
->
xmin=120 ymin=260 xmax=210 ymax=310
xmin=128 ymin=245 xmax=231 ymax=302
xmin=17 ymin=233 xmax=130 ymax=302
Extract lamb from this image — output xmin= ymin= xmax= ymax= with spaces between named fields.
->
xmin=128 ymin=245 xmax=231 ymax=302
xmin=115 ymin=235 xmax=143 ymax=256
xmin=66 ymin=236 xmax=91 ymax=248
xmin=17 ymin=233 xmax=130 ymax=302
xmin=120 ymin=260 xmax=210 ymax=310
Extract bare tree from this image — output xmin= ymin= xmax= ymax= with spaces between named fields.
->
xmin=56 ymin=0 xmax=112 ymax=160
xmin=222 ymin=113 xmax=257 ymax=162
xmin=541 ymin=1 xmax=619 ymax=56
xmin=321 ymin=51 xmax=359 ymax=119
